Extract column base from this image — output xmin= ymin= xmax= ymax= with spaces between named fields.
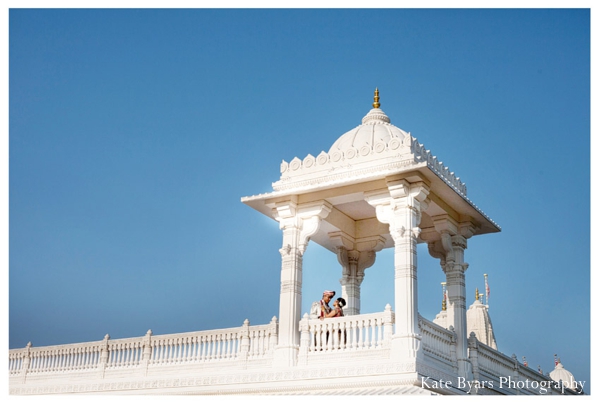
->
xmin=391 ymin=334 xmax=424 ymax=361
xmin=273 ymin=345 xmax=299 ymax=367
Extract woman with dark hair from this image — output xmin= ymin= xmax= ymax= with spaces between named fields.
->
xmin=326 ymin=297 xmax=346 ymax=318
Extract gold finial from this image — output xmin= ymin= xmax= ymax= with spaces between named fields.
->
xmin=475 ymin=288 xmax=480 ymax=301
xmin=373 ymin=88 xmax=380 ymax=108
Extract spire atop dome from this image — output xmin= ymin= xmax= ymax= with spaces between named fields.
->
xmin=361 ymin=88 xmax=390 ymax=124
xmin=475 ymin=288 xmax=480 ymax=301
xmin=373 ymin=87 xmax=380 ymax=108
xmin=441 ymin=282 xmax=447 ymax=311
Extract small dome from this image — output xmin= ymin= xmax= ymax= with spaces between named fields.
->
xmin=549 ymin=360 xmax=578 ymax=390
xmin=328 ymin=107 xmax=409 ymax=155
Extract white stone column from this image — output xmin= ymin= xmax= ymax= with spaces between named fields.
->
xmin=330 ymin=233 xmax=384 ymax=316
xmin=433 ymin=217 xmax=476 ymax=379
xmin=271 ymin=198 xmax=331 ymax=367
xmin=366 ymin=178 xmax=429 ymax=361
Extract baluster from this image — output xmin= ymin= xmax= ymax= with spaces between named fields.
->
xmin=159 ymin=339 xmax=166 ymax=364
xmin=108 ymin=345 xmax=114 ymax=367
xmin=189 ymin=336 xmax=195 ymax=361
xmin=219 ymin=333 xmax=225 ymax=359
xmin=223 ymin=333 xmax=229 ymax=359
xmin=245 ymin=331 xmax=251 ymax=358
xmin=228 ymin=332 xmax=234 ymax=359
xmin=205 ymin=335 xmax=211 ymax=360
xmin=160 ymin=339 xmax=166 ymax=363
xmin=182 ymin=337 xmax=189 ymax=362
xmin=53 ymin=350 xmax=58 ymax=371
xmin=117 ymin=344 xmax=124 ymax=367
xmin=250 ymin=331 xmax=256 ymax=358
xmin=123 ymin=342 xmax=133 ymax=367
xmin=64 ymin=348 xmax=70 ymax=370
xmin=324 ymin=322 xmax=331 ymax=351
xmin=71 ymin=347 xmax=76 ymax=369
xmin=83 ymin=346 xmax=89 ymax=369
xmin=50 ymin=350 xmax=56 ymax=371
xmin=357 ymin=319 xmax=365 ymax=350
xmin=333 ymin=321 xmax=340 ymax=350
xmin=60 ymin=349 xmax=65 ymax=370
xmin=135 ymin=341 xmax=140 ymax=364
xmin=317 ymin=322 xmax=324 ymax=351
xmin=53 ymin=350 xmax=59 ymax=371
xmin=43 ymin=350 xmax=52 ymax=371
xmin=29 ymin=352 xmax=34 ymax=372
xmin=208 ymin=334 xmax=216 ymax=359
xmin=76 ymin=347 xmax=82 ymax=369
xmin=64 ymin=348 xmax=69 ymax=370
xmin=234 ymin=332 xmax=239 ymax=358
xmin=214 ymin=335 xmax=220 ymax=359
xmin=256 ymin=330 xmax=262 ymax=356
xmin=259 ymin=329 xmax=264 ymax=356
xmin=150 ymin=340 xmax=156 ymax=364
xmin=155 ymin=340 xmax=161 ymax=364
xmin=235 ymin=332 xmax=240 ymax=358
xmin=31 ymin=352 xmax=40 ymax=372
xmin=123 ymin=343 xmax=128 ymax=366
xmin=169 ymin=338 xmax=175 ymax=363
xmin=221 ymin=333 xmax=227 ymax=359
xmin=45 ymin=350 xmax=50 ymax=371
xmin=370 ymin=319 xmax=376 ymax=348
xmin=75 ymin=347 xmax=81 ymax=369
xmin=198 ymin=336 xmax=205 ymax=361
xmin=175 ymin=338 xmax=181 ymax=362
xmin=40 ymin=351 xmax=45 ymax=372
xmin=170 ymin=339 xmax=176 ymax=363
xmin=199 ymin=336 xmax=205 ymax=361
xmin=224 ymin=333 xmax=230 ymax=359
xmin=95 ymin=345 xmax=101 ymax=367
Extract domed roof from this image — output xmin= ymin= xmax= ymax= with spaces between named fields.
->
xmin=466 ymin=289 xmax=497 ymax=350
xmin=549 ymin=360 xmax=578 ymax=390
xmin=328 ymin=89 xmax=409 ymax=155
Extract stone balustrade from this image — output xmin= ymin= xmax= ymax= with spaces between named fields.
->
xmin=298 ymin=305 xmax=395 ymax=361
xmin=467 ymin=333 xmax=572 ymax=395
xmin=9 ymin=317 xmax=278 ymax=383
xmin=12 ymin=311 xmax=569 ymax=395
xmin=419 ymin=315 xmax=457 ymax=372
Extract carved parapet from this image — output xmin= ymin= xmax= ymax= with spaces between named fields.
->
xmin=275 ymin=133 xmax=468 ymax=198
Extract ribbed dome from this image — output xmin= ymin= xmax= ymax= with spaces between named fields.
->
xmin=466 ymin=298 xmax=498 ymax=350
xmin=550 ymin=361 xmax=578 ymax=389
xmin=328 ymin=107 xmax=409 ymax=154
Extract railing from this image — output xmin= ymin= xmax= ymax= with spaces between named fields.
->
xmin=9 ymin=317 xmax=278 ymax=381
xmin=298 ymin=304 xmax=394 ymax=357
xmin=467 ymin=333 xmax=575 ymax=395
xmin=468 ymin=333 xmax=517 ymax=381
xmin=419 ymin=315 xmax=457 ymax=370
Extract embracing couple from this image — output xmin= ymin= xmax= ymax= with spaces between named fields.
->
xmin=315 ymin=290 xmax=346 ymax=320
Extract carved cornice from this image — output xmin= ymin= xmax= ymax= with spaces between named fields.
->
xmin=10 ymin=360 xmax=433 ymax=395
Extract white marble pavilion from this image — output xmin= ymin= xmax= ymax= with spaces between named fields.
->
xmin=9 ymin=90 xmax=582 ymax=395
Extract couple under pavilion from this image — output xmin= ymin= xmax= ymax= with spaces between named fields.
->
xmin=311 ymin=290 xmax=346 ymax=320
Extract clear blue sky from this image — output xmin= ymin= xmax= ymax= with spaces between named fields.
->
xmin=8 ymin=8 xmax=591 ymax=393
